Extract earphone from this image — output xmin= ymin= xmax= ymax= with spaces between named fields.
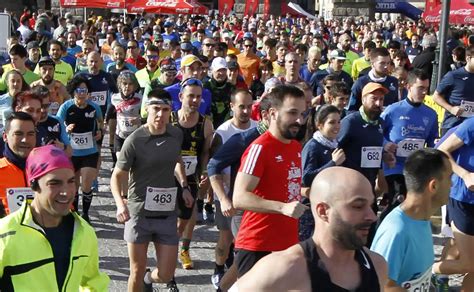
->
xmin=30 ymin=179 xmax=39 ymax=191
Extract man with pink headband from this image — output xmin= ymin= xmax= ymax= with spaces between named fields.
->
xmin=0 ymin=145 xmax=109 ymax=291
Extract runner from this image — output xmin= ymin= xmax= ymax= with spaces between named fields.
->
xmin=433 ymin=44 xmax=474 ymax=135
xmin=106 ymin=45 xmax=138 ymax=81
xmin=0 ymin=112 xmax=36 ymax=217
xmin=170 ymin=78 xmax=213 ymax=270
xmin=379 ymin=69 xmax=438 ymax=222
xmin=0 ymin=44 xmax=39 ymax=91
xmin=56 ymin=75 xmax=103 ymax=223
xmin=110 ymin=88 xmax=193 ymax=292
xmin=348 ymin=48 xmax=399 ymax=111
xmin=209 ymin=89 xmax=257 ymax=288
xmin=135 ymin=45 xmax=160 ymax=90
xmin=0 ymin=144 xmax=109 ymax=291
xmin=310 ymin=49 xmax=353 ymax=96
xmin=435 ymin=116 xmax=474 ymax=292
xmin=0 ymin=70 xmax=29 ymax=133
xmin=34 ymin=40 xmax=74 ymax=86
xmin=30 ymin=56 xmax=70 ymax=115
xmin=235 ymin=167 xmax=387 ymax=291
xmin=371 ymin=149 xmax=452 ymax=291
xmin=233 ymin=85 xmax=308 ymax=277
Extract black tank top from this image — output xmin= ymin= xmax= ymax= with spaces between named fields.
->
xmin=299 ymin=238 xmax=380 ymax=292
xmin=171 ymin=112 xmax=206 ymax=182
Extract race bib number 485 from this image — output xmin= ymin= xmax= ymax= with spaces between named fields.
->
xmin=397 ymin=139 xmax=425 ymax=158
xmin=144 ymin=187 xmax=177 ymax=212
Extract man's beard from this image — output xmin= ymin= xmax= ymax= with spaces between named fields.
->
xmin=331 ymin=211 xmax=372 ymax=250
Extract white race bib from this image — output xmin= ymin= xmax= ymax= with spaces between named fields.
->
xmin=401 ymin=268 xmax=431 ymax=292
xmin=461 ymin=100 xmax=474 ymax=117
xmin=183 ymin=156 xmax=198 ymax=176
xmin=90 ymin=91 xmax=107 ymax=106
xmin=396 ymin=138 xmax=425 ymax=158
xmin=70 ymin=132 xmax=94 ymax=150
xmin=360 ymin=146 xmax=383 ymax=168
xmin=6 ymin=188 xmax=35 ymax=213
xmin=144 ymin=187 xmax=177 ymax=212
xmin=118 ymin=116 xmax=139 ymax=133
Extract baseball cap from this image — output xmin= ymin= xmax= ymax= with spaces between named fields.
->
xmin=243 ymin=32 xmax=253 ymax=40
xmin=26 ymin=145 xmax=74 ymax=185
xmin=163 ymin=21 xmax=174 ymax=28
xmin=27 ymin=41 xmax=40 ymax=50
xmin=38 ymin=56 xmax=56 ymax=67
xmin=160 ymin=57 xmax=177 ymax=72
xmin=211 ymin=57 xmax=227 ymax=71
xmin=227 ymin=60 xmax=239 ymax=70
xmin=362 ymin=82 xmax=389 ymax=97
xmin=264 ymin=77 xmax=283 ymax=93
xmin=329 ymin=49 xmax=347 ymax=60
xmin=181 ymin=55 xmax=202 ymax=67
xmin=180 ymin=42 xmax=193 ymax=51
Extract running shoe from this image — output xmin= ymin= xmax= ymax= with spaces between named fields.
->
xmin=143 ymin=268 xmax=153 ymax=292
xmin=211 ymin=271 xmax=224 ymax=290
xmin=166 ymin=279 xmax=179 ymax=292
xmin=431 ymin=274 xmax=450 ymax=292
xmin=179 ymin=250 xmax=194 ymax=270
xmin=92 ymin=179 xmax=99 ymax=192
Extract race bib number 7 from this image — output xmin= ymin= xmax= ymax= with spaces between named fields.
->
xmin=144 ymin=187 xmax=177 ymax=212
xmin=183 ymin=156 xmax=198 ymax=176
xmin=360 ymin=146 xmax=383 ymax=168
xmin=6 ymin=188 xmax=35 ymax=213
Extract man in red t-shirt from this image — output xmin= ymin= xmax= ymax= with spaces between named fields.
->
xmin=233 ymin=84 xmax=308 ymax=277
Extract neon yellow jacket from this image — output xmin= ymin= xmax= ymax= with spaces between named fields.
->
xmin=0 ymin=203 xmax=109 ymax=291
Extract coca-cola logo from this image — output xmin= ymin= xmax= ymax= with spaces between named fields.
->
xmin=465 ymin=16 xmax=474 ymax=23
xmin=451 ymin=9 xmax=472 ymax=16
xmin=425 ymin=15 xmax=440 ymax=22
xmin=107 ymin=1 xmax=120 ymax=7
xmin=176 ymin=8 xmax=190 ymax=13
xmin=146 ymin=0 xmax=176 ymax=7
xmin=64 ymin=0 xmax=77 ymax=5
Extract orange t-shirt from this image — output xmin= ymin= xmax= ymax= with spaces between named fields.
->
xmin=237 ymin=53 xmax=260 ymax=87
xmin=0 ymin=158 xmax=27 ymax=216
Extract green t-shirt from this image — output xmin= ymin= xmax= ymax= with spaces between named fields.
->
xmin=0 ymin=64 xmax=40 ymax=92
xmin=34 ymin=60 xmax=73 ymax=86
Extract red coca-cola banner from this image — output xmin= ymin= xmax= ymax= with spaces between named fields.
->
xmin=423 ymin=0 xmax=474 ymax=25
xmin=60 ymin=0 xmax=124 ymax=8
xmin=219 ymin=0 xmax=234 ymax=15
xmin=263 ymin=0 xmax=270 ymax=17
xmin=126 ymin=0 xmax=208 ymax=14
xmin=424 ymin=0 xmax=441 ymax=14
xmin=244 ymin=0 xmax=259 ymax=16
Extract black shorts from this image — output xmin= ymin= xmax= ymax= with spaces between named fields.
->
xmin=71 ymin=153 xmax=99 ymax=172
xmin=177 ymin=183 xmax=198 ymax=220
xmin=114 ymin=135 xmax=126 ymax=153
xmin=447 ymin=197 xmax=474 ymax=236
xmin=235 ymin=249 xmax=271 ymax=277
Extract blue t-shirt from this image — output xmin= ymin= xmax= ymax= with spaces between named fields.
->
xmin=56 ymin=99 xmax=102 ymax=157
xmin=76 ymin=70 xmax=118 ymax=119
xmin=446 ymin=117 xmax=474 ymax=204
xmin=67 ymin=45 xmax=82 ymax=57
xmin=381 ymin=99 xmax=438 ymax=176
xmin=165 ymin=83 xmax=211 ymax=116
xmin=337 ymin=111 xmax=384 ymax=187
xmin=436 ymin=67 xmax=474 ymax=130
xmin=348 ymin=74 xmax=399 ymax=111
xmin=299 ymin=65 xmax=315 ymax=84
xmin=405 ymin=46 xmax=422 ymax=62
xmin=162 ymin=32 xmax=180 ymax=44
xmin=371 ymin=207 xmax=433 ymax=287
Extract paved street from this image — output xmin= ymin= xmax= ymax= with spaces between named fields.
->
xmin=91 ymin=142 xmax=463 ymax=291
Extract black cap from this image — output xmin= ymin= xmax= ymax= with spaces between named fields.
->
xmin=27 ymin=41 xmax=40 ymax=50
xmin=38 ymin=56 xmax=56 ymax=67
xmin=227 ymin=61 xmax=238 ymax=70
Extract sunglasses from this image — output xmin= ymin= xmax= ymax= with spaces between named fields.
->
xmin=244 ymin=44 xmax=253 ymax=47
xmin=146 ymin=55 xmax=159 ymax=60
xmin=75 ymin=87 xmax=88 ymax=94
xmin=204 ymin=43 xmax=215 ymax=47
xmin=127 ymin=46 xmax=137 ymax=49
xmin=180 ymin=78 xmax=203 ymax=89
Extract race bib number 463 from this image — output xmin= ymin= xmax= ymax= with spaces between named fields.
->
xmin=144 ymin=187 xmax=177 ymax=212
xmin=360 ymin=146 xmax=383 ymax=168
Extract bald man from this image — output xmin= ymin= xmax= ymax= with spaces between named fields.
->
xmin=234 ymin=167 xmax=387 ymax=291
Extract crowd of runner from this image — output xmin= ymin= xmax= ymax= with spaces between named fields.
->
xmin=0 ymin=7 xmax=474 ymax=292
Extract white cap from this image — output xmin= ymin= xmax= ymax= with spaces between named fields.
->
xmin=211 ymin=57 xmax=227 ymax=71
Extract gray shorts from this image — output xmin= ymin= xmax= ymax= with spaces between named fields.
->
xmin=124 ymin=215 xmax=179 ymax=245
xmin=231 ymin=210 xmax=243 ymax=238
xmin=215 ymin=200 xmax=232 ymax=231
